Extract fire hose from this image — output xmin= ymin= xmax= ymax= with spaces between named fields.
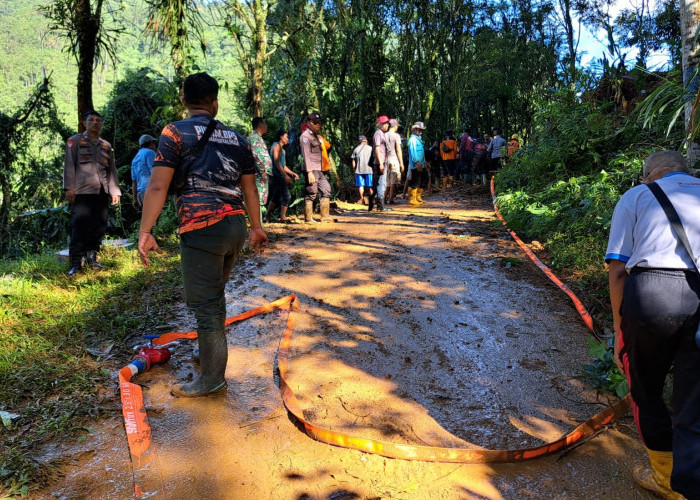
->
xmin=119 ymin=185 xmax=630 ymax=497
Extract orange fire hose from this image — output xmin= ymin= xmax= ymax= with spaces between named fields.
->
xmin=119 ymin=186 xmax=630 ymax=496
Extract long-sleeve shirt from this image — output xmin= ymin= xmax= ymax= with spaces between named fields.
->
xmin=300 ymin=128 xmax=323 ymax=172
xmin=63 ymin=132 xmax=121 ymax=195
xmin=408 ymin=133 xmax=425 ymax=169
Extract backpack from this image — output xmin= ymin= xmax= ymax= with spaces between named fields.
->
xmin=442 ymin=142 xmax=452 ymax=153
xmin=366 ymin=144 xmax=376 ymax=168
xmin=168 ymin=119 xmax=218 ymax=195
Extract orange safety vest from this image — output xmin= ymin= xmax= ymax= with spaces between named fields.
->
xmin=507 ymin=139 xmax=520 ymax=157
xmin=320 ymin=136 xmax=331 ymax=171
xmin=440 ymin=138 xmax=457 ymax=161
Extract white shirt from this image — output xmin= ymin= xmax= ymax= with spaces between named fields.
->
xmin=606 ymin=172 xmax=700 ymax=270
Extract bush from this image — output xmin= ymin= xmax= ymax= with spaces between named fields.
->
xmin=494 ymin=89 xmax=657 ymax=289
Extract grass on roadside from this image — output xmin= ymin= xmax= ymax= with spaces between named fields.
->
xmin=0 ymin=242 xmax=183 ymax=496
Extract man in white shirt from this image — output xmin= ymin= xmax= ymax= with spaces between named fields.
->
xmin=606 ymin=150 xmax=700 ymax=499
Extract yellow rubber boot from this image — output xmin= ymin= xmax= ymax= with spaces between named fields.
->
xmin=441 ymin=177 xmax=448 ymax=190
xmin=416 ymin=188 xmax=425 ymax=204
xmin=634 ymin=449 xmax=686 ymax=499
xmin=408 ymin=188 xmax=420 ymax=206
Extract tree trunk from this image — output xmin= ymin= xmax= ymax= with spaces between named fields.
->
xmin=559 ymin=0 xmax=576 ymax=83
xmin=681 ymin=0 xmax=700 ymax=165
xmin=75 ymin=0 xmax=99 ymax=132
xmin=251 ymin=0 xmax=267 ymax=117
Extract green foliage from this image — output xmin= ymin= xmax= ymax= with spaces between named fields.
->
xmin=583 ymin=337 xmax=629 ymax=398
xmin=0 ymin=76 xmax=72 ymax=257
xmin=496 ymin=135 xmax=649 ymax=289
xmin=494 ymin=90 xmax=649 ymax=281
xmin=634 ymin=68 xmax=700 ymax=162
xmin=40 ymin=0 xmax=123 ymax=68
xmin=0 ymin=245 xmax=182 ymax=493
xmin=101 ymin=67 xmax=180 ymax=166
xmin=492 ymin=84 xmax=685 ymax=396
xmin=143 ymin=0 xmax=208 ymax=84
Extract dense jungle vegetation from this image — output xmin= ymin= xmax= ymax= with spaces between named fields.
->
xmin=0 ymin=0 xmax=696 ymax=494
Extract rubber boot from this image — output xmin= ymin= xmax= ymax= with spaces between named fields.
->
xmin=416 ymin=188 xmax=425 ymax=204
xmin=85 ymin=250 xmax=105 ymax=270
xmin=448 ymin=175 xmax=455 ymax=188
xmin=481 ymin=174 xmax=486 ymax=185
xmin=319 ymin=197 xmax=332 ymax=223
xmin=67 ymin=254 xmax=83 ymax=276
xmin=466 ymin=174 xmax=473 ymax=185
xmin=633 ymin=449 xmax=686 ymax=500
xmin=304 ymin=200 xmax=318 ymax=223
xmin=408 ymin=188 xmax=420 ymax=206
xmin=172 ymin=331 xmax=228 ymax=398
xmin=441 ymin=177 xmax=448 ymax=190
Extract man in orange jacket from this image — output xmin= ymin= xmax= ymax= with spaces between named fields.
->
xmin=440 ymin=129 xmax=458 ymax=188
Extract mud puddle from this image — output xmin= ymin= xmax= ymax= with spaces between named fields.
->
xmin=33 ymin=187 xmax=651 ymax=499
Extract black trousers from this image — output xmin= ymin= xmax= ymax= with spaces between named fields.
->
xmin=619 ymin=268 xmax=700 ymax=499
xmin=409 ymin=168 xmax=429 ymax=189
xmin=69 ymin=193 xmax=110 ymax=258
xmin=443 ymin=159 xmax=457 ymax=176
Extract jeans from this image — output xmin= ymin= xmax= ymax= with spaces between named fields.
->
xmin=375 ymin=167 xmax=387 ymax=200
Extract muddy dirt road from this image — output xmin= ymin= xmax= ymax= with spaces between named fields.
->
xmin=36 ymin=188 xmax=651 ymax=499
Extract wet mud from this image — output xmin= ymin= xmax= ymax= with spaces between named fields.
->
xmin=33 ymin=187 xmax=652 ymax=499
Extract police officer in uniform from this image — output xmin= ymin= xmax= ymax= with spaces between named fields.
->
xmin=607 ymin=150 xmax=700 ymax=500
xmin=300 ymin=112 xmax=331 ymax=223
xmin=63 ymin=111 xmax=121 ymax=275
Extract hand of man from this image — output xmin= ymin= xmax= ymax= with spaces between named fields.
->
xmin=249 ymin=227 xmax=268 ymax=255
xmin=138 ymin=232 xmax=162 ymax=268
xmin=133 ymin=200 xmax=141 ymax=210
xmin=613 ymin=329 xmax=625 ymax=374
xmin=111 ymin=195 xmax=120 ymax=205
xmin=307 ymin=171 xmax=316 ymax=185
xmin=284 ymin=173 xmax=292 ymax=185
xmin=65 ymin=189 xmax=76 ymax=204
xmin=379 ymin=163 xmax=385 ymax=175
xmin=416 ymin=161 xmax=423 ymax=172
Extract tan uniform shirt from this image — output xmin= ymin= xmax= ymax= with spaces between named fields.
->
xmin=63 ymin=132 xmax=121 ymax=195
xmin=300 ymin=128 xmax=323 ymax=172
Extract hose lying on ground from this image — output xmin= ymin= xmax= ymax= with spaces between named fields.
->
xmin=119 ymin=188 xmax=630 ymax=496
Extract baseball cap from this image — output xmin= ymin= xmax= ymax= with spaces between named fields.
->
xmin=389 ymin=118 xmax=400 ymax=127
xmin=412 ymin=121 xmax=426 ymax=130
xmin=377 ymin=115 xmax=390 ymax=124
xmin=139 ymin=134 xmax=157 ymax=146
xmin=307 ymin=112 xmax=322 ymax=123
xmin=358 ymin=135 xmax=367 ymax=142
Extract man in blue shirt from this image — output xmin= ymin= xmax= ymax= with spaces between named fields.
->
xmin=407 ymin=121 xmax=428 ymax=205
xmin=131 ymin=134 xmax=157 ymax=210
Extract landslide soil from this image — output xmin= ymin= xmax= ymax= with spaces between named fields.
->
xmin=33 ymin=187 xmax=652 ymax=500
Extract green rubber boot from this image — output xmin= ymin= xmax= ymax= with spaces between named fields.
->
xmin=172 ymin=331 xmax=228 ymax=398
